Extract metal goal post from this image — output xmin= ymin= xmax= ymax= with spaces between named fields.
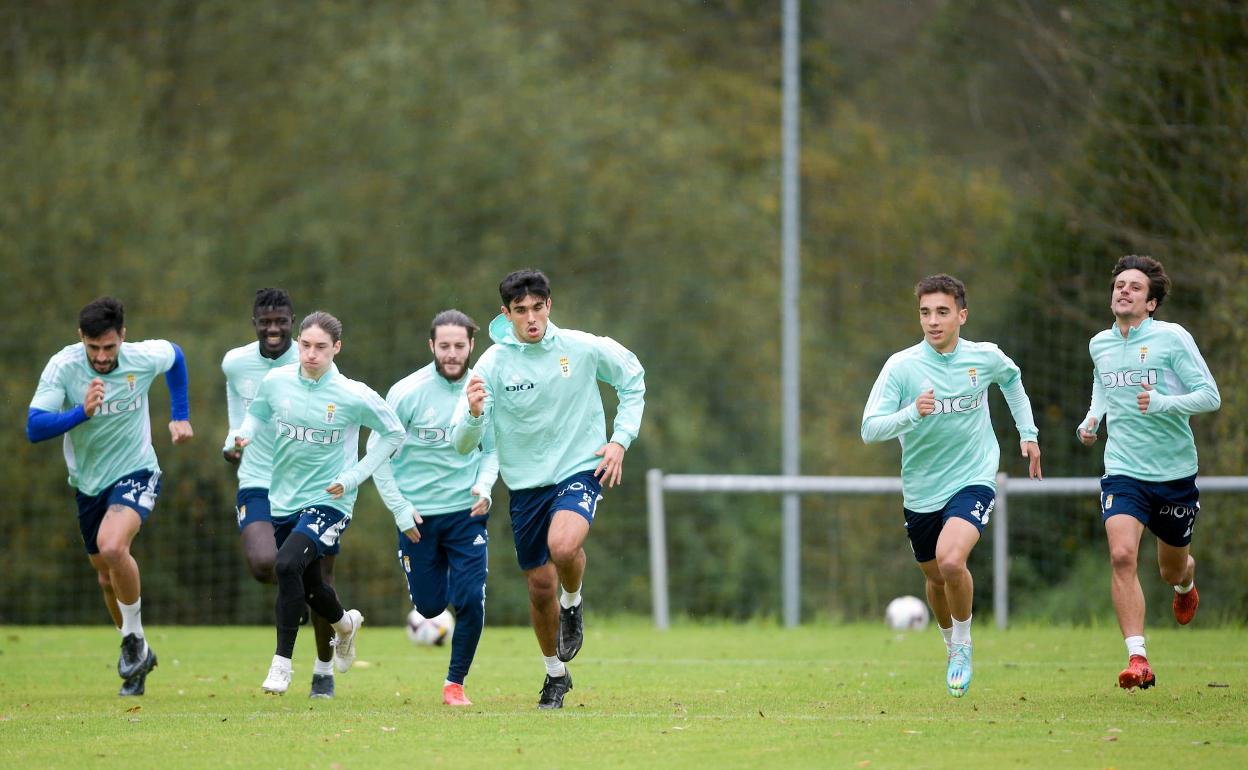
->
xmin=646 ymin=470 xmax=1248 ymax=630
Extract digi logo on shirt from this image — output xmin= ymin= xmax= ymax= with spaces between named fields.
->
xmin=413 ymin=426 xmax=452 ymax=444
xmin=276 ymin=420 xmax=343 ymax=445
xmin=1100 ymin=369 xmax=1159 ymax=389
xmin=929 ymin=391 xmax=985 ymax=415
xmin=97 ymin=396 xmax=144 ymax=416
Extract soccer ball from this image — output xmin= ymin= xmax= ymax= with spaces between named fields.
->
xmin=884 ymin=595 xmax=930 ymax=631
xmin=405 ymin=609 xmax=455 ymax=646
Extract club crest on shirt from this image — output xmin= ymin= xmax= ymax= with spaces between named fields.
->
xmin=1139 ymin=346 xmax=1148 ymax=363
xmin=325 ymin=403 xmax=336 ymax=423
xmin=967 ymin=368 xmax=978 ymax=388
xmin=126 ymin=374 xmax=136 ymax=392
xmin=559 ymin=356 xmax=571 ymax=378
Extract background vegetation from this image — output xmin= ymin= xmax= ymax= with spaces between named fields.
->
xmin=2 ymin=0 xmax=1244 ymax=626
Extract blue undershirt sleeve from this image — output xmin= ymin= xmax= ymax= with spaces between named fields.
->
xmin=165 ymin=343 xmax=190 ymax=421
xmin=26 ymin=406 xmax=89 ymax=443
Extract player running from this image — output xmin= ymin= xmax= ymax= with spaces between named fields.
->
xmin=231 ymin=311 xmax=404 ymax=695
xmin=372 ymin=310 xmax=499 ymax=706
xmin=26 ymin=296 xmax=194 ymax=696
xmin=222 ymin=289 xmax=340 ymax=697
xmin=861 ymin=274 xmax=1041 ymax=698
xmin=1076 ymin=255 xmax=1220 ymax=691
xmin=452 ymin=269 xmax=645 ymax=709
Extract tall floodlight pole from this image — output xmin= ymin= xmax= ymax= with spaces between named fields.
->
xmin=780 ymin=0 xmax=801 ymax=628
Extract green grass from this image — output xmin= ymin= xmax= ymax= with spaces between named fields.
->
xmin=1 ymin=619 xmax=1244 ymax=769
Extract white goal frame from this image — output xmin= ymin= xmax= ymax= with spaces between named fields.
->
xmin=646 ymin=470 xmax=1248 ymax=630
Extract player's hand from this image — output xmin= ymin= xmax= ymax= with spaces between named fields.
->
xmin=402 ymin=510 xmax=424 ymax=543
xmin=1077 ymin=417 xmax=1099 ymax=446
xmin=222 ymin=447 xmax=241 ymax=465
xmin=233 ymin=436 xmax=251 ymax=452
xmin=915 ymin=389 xmax=936 ymax=417
xmin=1021 ymin=440 xmax=1043 ymax=480
xmin=84 ymin=378 xmax=105 ymax=417
xmin=169 ymin=420 xmax=194 ymax=445
xmin=469 ymin=486 xmax=491 ymax=517
xmin=466 ymin=375 xmax=487 ymax=417
xmin=1137 ymin=382 xmax=1153 ymax=414
xmin=594 ymin=441 xmax=626 ymax=488
xmin=326 ymin=482 xmax=345 ymax=499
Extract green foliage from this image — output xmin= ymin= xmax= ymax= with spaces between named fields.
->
xmin=1 ymin=1 xmax=1245 ymax=624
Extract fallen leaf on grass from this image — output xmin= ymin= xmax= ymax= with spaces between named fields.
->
xmin=1206 ymin=683 xmax=1229 ymax=688
xmin=125 ymin=706 xmax=141 ymax=714
xmin=381 ymin=726 xmax=396 ymax=733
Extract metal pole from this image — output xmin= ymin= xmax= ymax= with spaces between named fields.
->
xmin=646 ymin=468 xmax=670 ymax=630
xmin=993 ymin=472 xmax=1009 ymax=629
xmin=780 ymin=0 xmax=802 ymax=629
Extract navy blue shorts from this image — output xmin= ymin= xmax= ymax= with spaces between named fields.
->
xmin=75 ymin=470 xmax=161 ymax=555
xmin=396 ymin=508 xmax=489 ymax=616
xmin=508 ymin=471 xmax=602 ymax=571
xmin=1100 ymin=474 xmax=1199 ymax=547
xmin=903 ymin=485 xmax=995 ymax=563
xmin=273 ymin=506 xmax=346 ymax=557
xmin=235 ymin=487 xmax=273 ymax=532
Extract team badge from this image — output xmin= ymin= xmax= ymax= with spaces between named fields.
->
xmin=1105 ymin=494 xmax=1114 ymax=510
xmin=126 ymin=374 xmax=136 ymax=392
xmin=559 ymin=356 xmax=571 ymax=378
xmin=325 ymin=403 xmax=336 ymax=423
xmin=1139 ymin=346 xmax=1148 ymax=363
xmin=967 ymin=368 xmax=978 ymax=388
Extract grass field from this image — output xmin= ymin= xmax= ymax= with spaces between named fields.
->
xmin=1 ymin=618 xmax=1244 ymax=769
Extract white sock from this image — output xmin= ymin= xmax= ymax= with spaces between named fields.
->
xmin=271 ymin=654 xmax=292 ymax=671
xmin=543 ymin=655 xmax=566 ymax=678
xmin=560 ymin=584 xmax=582 ymax=609
xmin=313 ymin=658 xmax=333 ymax=677
xmin=937 ymin=624 xmax=954 ymax=650
xmin=118 ymin=597 xmax=144 ymax=638
xmin=1125 ymin=635 xmax=1146 ymax=658
xmin=1175 ymin=581 xmax=1195 ymax=594
xmin=951 ymin=615 xmax=972 ymax=646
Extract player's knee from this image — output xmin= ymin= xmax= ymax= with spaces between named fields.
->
xmin=526 ymin=571 xmax=557 ymax=601
xmin=1108 ymin=546 xmax=1137 ymax=572
xmin=547 ymin=541 xmax=580 ymax=567
xmin=415 ymin=601 xmax=448 ymax=618
xmin=274 ymin=550 xmax=306 ymax=580
xmin=935 ymin=554 xmax=966 ymax=581
xmin=248 ymin=555 xmax=277 ymax=584
xmin=96 ymin=540 xmax=130 ymax=567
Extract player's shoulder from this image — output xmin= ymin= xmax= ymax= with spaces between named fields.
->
xmin=222 ymin=341 xmax=259 ymax=370
xmin=121 ymin=339 xmax=176 ymax=367
xmin=388 ymin=366 xmax=437 ymax=400
xmin=42 ymin=343 xmax=83 ymax=377
xmin=883 ymin=342 xmax=926 ymax=369
xmin=335 ymin=371 xmax=386 ymax=404
xmin=1149 ymin=319 xmax=1195 ymax=343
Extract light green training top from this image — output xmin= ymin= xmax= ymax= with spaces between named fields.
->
xmin=451 ymin=316 xmax=645 ymax=491
xmin=1078 ymin=317 xmax=1220 ymax=482
xmin=235 ymin=362 xmax=404 ymax=519
xmin=371 ymin=362 xmax=500 ymax=532
xmin=30 ymin=340 xmax=177 ymax=496
xmin=221 ymin=341 xmax=298 ymax=490
xmin=861 ymin=338 xmax=1039 ymax=512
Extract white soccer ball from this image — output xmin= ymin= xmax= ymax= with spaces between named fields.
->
xmin=405 ymin=608 xmax=455 ymax=646
xmin=885 ymin=595 xmax=930 ymax=631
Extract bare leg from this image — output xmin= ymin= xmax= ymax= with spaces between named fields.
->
xmin=1105 ymin=515 xmax=1146 ymax=638
xmin=547 ymin=510 xmax=590 ymax=594
xmin=93 ymin=505 xmax=144 ymax=605
xmin=917 ymin=559 xmax=952 ymax=628
xmin=240 ymin=520 xmax=277 ymax=584
xmin=934 ymin=517 xmax=980 ymax=621
xmin=525 ymin=563 xmax=559 ymax=656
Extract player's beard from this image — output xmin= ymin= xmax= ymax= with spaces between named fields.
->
xmin=435 ymin=358 xmax=465 ymax=381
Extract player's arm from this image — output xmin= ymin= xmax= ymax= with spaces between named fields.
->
xmin=1142 ymin=330 xmax=1221 ymax=416
xmin=451 ymin=363 xmax=492 ymax=455
xmin=994 ymin=351 xmax=1042 ymax=480
xmin=231 ymin=376 xmax=274 ymax=451
xmin=367 ymin=426 xmax=423 ymax=537
xmin=26 ymin=359 xmax=96 ymax=443
xmin=592 ymin=336 xmax=645 ymax=487
xmin=470 ymin=426 xmax=500 ymax=516
xmin=330 ymin=389 xmax=405 ymax=496
xmin=860 ymin=360 xmax=923 ymax=443
xmin=164 ymin=342 xmax=193 ymax=444
xmin=221 ymin=363 xmax=245 ymax=464
xmin=1076 ymin=355 xmax=1108 ymax=446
